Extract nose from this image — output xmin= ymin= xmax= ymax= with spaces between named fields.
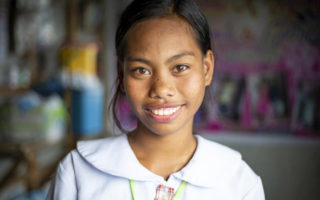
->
xmin=149 ymin=73 xmax=175 ymax=99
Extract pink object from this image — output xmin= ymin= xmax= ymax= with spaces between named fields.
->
xmin=241 ymin=89 xmax=252 ymax=128
xmin=257 ymin=85 xmax=269 ymax=118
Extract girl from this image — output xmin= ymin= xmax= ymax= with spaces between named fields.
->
xmin=47 ymin=0 xmax=265 ymax=199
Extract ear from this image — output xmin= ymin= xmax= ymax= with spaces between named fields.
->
xmin=203 ymin=50 xmax=215 ymax=86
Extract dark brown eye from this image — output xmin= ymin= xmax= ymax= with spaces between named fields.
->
xmin=173 ymin=65 xmax=189 ymax=73
xmin=132 ymin=67 xmax=150 ymax=75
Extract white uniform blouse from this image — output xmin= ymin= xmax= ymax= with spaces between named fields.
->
xmin=46 ymin=134 xmax=265 ymax=200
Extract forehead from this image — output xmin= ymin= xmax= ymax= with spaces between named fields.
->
xmin=129 ymin=15 xmax=194 ymax=36
xmin=124 ymin=15 xmax=200 ymax=58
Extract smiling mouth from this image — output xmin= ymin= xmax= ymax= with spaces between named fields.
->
xmin=150 ymin=106 xmax=181 ymax=116
xmin=145 ymin=105 xmax=183 ymax=122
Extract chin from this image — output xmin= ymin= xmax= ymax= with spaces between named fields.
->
xmin=137 ymin=118 xmax=192 ymax=137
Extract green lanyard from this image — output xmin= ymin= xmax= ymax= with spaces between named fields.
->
xmin=129 ymin=180 xmax=187 ymax=200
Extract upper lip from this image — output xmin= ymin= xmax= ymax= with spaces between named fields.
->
xmin=143 ymin=104 xmax=184 ymax=110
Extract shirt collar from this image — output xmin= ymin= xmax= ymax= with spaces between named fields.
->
xmin=77 ymin=134 xmax=241 ymax=188
xmin=77 ymin=134 xmax=160 ymax=182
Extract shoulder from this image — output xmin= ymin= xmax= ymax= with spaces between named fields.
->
xmin=195 ymin=134 xmax=242 ymax=168
xmin=58 ymin=134 xmax=127 ymax=173
xmin=76 ymin=134 xmax=127 ymax=158
xmin=195 ymin=134 xmax=257 ymax=179
xmin=59 ymin=134 xmax=158 ymax=180
xmin=188 ymin=135 xmax=261 ymax=196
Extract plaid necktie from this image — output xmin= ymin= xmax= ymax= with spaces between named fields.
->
xmin=154 ymin=184 xmax=175 ymax=200
xmin=129 ymin=180 xmax=187 ymax=200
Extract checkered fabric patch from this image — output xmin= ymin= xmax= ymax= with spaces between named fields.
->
xmin=154 ymin=184 xmax=175 ymax=200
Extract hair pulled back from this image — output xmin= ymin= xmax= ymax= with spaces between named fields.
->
xmin=111 ymin=0 xmax=212 ymax=132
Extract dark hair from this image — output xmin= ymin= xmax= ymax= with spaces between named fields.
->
xmin=110 ymin=0 xmax=213 ymax=132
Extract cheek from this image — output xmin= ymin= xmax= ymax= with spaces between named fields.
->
xmin=124 ymin=76 xmax=139 ymax=92
xmin=180 ymin=73 xmax=205 ymax=112
xmin=178 ymin=73 xmax=206 ymax=102
xmin=124 ymin=78 xmax=147 ymax=103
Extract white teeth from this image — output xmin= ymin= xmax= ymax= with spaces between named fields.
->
xmin=151 ymin=106 xmax=181 ymax=116
xmin=164 ymin=109 xmax=169 ymax=115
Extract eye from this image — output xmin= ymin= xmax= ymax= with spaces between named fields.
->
xmin=131 ymin=67 xmax=151 ymax=75
xmin=173 ymin=65 xmax=189 ymax=73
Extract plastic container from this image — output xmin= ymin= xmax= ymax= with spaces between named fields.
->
xmin=71 ymin=88 xmax=104 ymax=137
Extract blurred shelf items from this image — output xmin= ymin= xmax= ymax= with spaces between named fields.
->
xmin=0 ymin=0 xmax=105 ymax=199
xmin=193 ymin=0 xmax=320 ymax=137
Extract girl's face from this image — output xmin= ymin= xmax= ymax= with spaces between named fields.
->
xmin=122 ymin=15 xmax=214 ymax=136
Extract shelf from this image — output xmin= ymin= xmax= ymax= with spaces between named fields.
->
xmin=0 ymin=87 xmax=30 ymax=97
xmin=200 ymin=131 xmax=320 ymax=146
xmin=0 ymin=139 xmax=66 ymax=191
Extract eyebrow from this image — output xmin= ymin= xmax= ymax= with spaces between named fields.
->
xmin=165 ymin=51 xmax=195 ymax=64
xmin=126 ymin=51 xmax=195 ymax=66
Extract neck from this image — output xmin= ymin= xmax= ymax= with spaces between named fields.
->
xmin=129 ymin=122 xmax=196 ymax=157
xmin=127 ymin=122 xmax=197 ymax=180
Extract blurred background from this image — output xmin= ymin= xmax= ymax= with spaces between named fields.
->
xmin=0 ymin=0 xmax=319 ymax=199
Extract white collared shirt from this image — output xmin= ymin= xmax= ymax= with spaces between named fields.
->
xmin=46 ymin=134 xmax=265 ymax=200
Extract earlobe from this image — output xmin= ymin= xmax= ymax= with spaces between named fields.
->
xmin=203 ymin=50 xmax=214 ymax=86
